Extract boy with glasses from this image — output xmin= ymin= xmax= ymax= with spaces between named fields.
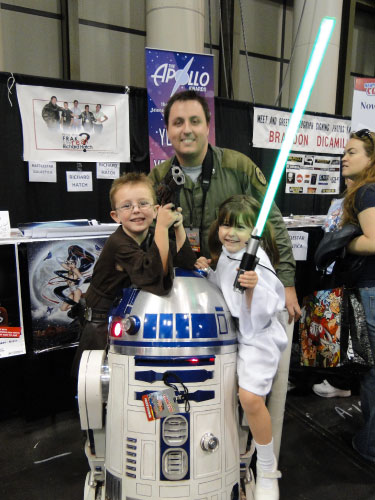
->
xmin=72 ymin=172 xmax=196 ymax=375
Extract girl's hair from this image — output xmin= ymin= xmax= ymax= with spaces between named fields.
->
xmin=208 ymin=195 xmax=280 ymax=267
xmin=109 ymin=172 xmax=156 ymax=210
xmin=341 ymin=130 xmax=375 ymax=226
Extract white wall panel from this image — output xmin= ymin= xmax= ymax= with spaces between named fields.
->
xmin=79 ymin=0 xmax=145 ymax=31
xmin=239 ymin=0 xmax=284 ymax=57
xmin=79 ymin=25 xmax=145 ymax=87
xmin=237 ymin=55 xmax=280 ymax=107
xmin=0 ymin=10 xmax=62 ymax=77
xmin=2 ymin=0 xmax=60 ymax=13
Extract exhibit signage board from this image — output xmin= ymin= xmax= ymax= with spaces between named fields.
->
xmin=26 ymin=237 xmax=107 ymax=354
xmin=285 ymin=153 xmax=341 ymax=195
xmin=0 ymin=211 xmax=11 ymax=237
xmin=28 ymin=161 xmax=57 ymax=183
xmin=351 ymin=78 xmax=375 ymax=131
xmin=17 ymin=84 xmax=130 ymax=162
xmin=253 ymin=107 xmax=351 ymax=154
xmin=146 ymin=48 xmax=215 ymax=170
xmin=288 ymin=231 xmax=308 ymax=261
xmin=0 ymin=244 xmax=26 ymax=358
xmin=96 ymin=162 xmax=120 ymax=179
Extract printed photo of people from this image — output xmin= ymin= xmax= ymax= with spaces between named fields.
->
xmin=18 ymin=84 xmax=130 ymax=162
xmin=286 ymin=171 xmax=296 ymax=184
xmin=93 ymin=104 xmax=108 ymax=134
xmin=41 ymin=96 xmax=110 ymax=134
xmin=41 ymin=96 xmax=64 ymax=131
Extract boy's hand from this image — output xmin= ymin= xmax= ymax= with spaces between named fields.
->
xmin=195 ymin=256 xmax=212 ymax=270
xmin=237 ymin=270 xmax=258 ymax=289
xmin=156 ymin=203 xmax=180 ymax=229
xmin=173 ymin=207 xmax=183 ymax=229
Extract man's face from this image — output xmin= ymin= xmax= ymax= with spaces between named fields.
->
xmin=51 ymin=97 xmax=57 ymax=105
xmin=166 ymin=99 xmax=209 ymax=167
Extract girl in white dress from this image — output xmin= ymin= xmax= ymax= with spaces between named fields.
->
xmin=196 ymin=195 xmax=288 ymax=500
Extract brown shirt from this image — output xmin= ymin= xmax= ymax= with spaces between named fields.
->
xmin=85 ymin=225 xmax=196 ymax=308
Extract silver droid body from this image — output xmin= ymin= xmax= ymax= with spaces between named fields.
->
xmin=78 ymin=269 xmax=241 ymax=500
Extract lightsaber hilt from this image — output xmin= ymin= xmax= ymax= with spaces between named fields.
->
xmin=233 ymin=234 xmax=261 ymax=293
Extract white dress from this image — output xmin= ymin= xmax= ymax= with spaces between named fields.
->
xmin=208 ymin=246 xmax=288 ymax=396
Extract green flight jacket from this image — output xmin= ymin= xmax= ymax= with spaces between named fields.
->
xmin=149 ymin=145 xmax=296 ymax=287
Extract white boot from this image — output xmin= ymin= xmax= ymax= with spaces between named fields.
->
xmin=255 ymin=458 xmax=281 ymax=500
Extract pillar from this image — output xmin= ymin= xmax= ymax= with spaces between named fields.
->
xmin=146 ymin=0 xmax=205 ymax=53
xmin=288 ymin=0 xmax=343 ymax=114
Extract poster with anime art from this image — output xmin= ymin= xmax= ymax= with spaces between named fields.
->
xmin=26 ymin=238 xmax=106 ymax=353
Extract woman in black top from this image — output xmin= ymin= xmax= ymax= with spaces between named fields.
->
xmin=341 ymin=129 xmax=375 ymax=463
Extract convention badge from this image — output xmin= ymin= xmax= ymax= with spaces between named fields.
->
xmin=142 ymin=388 xmax=179 ymax=421
xmin=186 ymin=227 xmax=200 ymax=252
xmin=255 ymin=166 xmax=267 ymax=186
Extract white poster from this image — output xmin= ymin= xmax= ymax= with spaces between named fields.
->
xmin=288 ymin=231 xmax=308 ymax=261
xmin=16 ymin=84 xmax=130 ymax=162
xmin=285 ymin=153 xmax=341 ymax=195
xmin=0 ymin=211 xmax=11 ymax=238
xmin=253 ymin=107 xmax=351 ymax=154
xmin=28 ymin=161 xmax=57 ymax=183
xmin=96 ymin=162 xmax=120 ymax=179
xmin=66 ymin=171 xmax=93 ymax=192
xmin=351 ymin=78 xmax=375 ymax=131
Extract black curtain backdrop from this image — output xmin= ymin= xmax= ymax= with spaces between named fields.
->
xmin=0 ymin=72 xmax=344 ymax=420
xmin=0 ymin=71 xmax=340 ymax=228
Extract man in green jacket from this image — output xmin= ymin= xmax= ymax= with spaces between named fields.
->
xmin=149 ymin=90 xmax=301 ymax=323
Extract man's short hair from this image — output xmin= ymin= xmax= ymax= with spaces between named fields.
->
xmin=74 ymin=100 xmax=78 ymax=104
xmin=96 ymin=104 xmax=102 ymax=109
xmin=164 ymin=90 xmax=211 ymax=127
xmin=109 ymin=172 xmax=156 ymax=210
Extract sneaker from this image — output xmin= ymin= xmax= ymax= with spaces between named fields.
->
xmin=255 ymin=462 xmax=281 ymax=500
xmin=312 ymin=380 xmax=351 ymax=398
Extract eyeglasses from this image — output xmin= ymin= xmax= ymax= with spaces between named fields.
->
xmin=355 ymin=129 xmax=374 ymax=149
xmin=116 ymin=200 xmax=153 ymax=212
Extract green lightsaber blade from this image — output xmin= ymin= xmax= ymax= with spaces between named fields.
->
xmin=234 ymin=16 xmax=335 ymax=292
xmin=255 ymin=16 xmax=336 ymax=237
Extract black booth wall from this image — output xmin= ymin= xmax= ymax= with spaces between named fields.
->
xmin=0 ymin=72 xmax=342 ymax=420
xmin=0 ymin=72 xmax=338 ymax=226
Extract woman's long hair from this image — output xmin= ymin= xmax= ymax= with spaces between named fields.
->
xmin=341 ymin=130 xmax=375 ymax=226
xmin=208 ymin=195 xmax=280 ymax=268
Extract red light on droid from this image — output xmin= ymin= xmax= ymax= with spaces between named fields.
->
xmin=111 ymin=321 xmax=123 ymax=337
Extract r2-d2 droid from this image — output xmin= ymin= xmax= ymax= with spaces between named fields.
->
xmin=78 ymin=268 xmax=250 ymax=500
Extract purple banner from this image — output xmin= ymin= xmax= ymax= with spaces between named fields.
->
xmin=146 ymin=48 xmax=215 ymax=170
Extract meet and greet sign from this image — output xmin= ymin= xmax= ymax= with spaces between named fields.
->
xmin=253 ymin=107 xmax=351 ymax=154
xmin=146 ymin=48 xmax=215 ymax=170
